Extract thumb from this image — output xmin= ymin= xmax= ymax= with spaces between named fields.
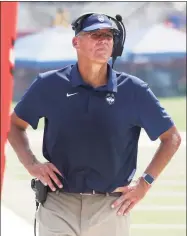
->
xmin=113 ymin=185 xmax=130 ymax=193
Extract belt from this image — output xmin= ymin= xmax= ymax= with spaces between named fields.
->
xmin=48 ymin=188 xmax=122 ymax=197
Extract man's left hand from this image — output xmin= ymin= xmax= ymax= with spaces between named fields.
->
xmin=111 ymin=178 xmax=151 ymax=216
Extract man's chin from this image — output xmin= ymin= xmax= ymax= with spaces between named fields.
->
xmin=93 ymin=56 xmax=110 ymax=64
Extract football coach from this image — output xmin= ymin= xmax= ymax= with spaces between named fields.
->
xmin=8 ymin=13 xmax=181 ymax=236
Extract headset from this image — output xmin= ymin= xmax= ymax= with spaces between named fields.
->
xmin=71 ymin=12 xmax=126 ymax=68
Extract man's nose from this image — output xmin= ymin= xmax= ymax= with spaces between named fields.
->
xmin=98 ymin=36 xmax=108 ymax=43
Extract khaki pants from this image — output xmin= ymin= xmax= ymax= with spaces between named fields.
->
xmin=36 ymin=192 xmax=130 ymax=236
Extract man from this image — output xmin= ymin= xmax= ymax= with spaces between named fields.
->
xmin=8 ymin=13 xmax=181 ymax=236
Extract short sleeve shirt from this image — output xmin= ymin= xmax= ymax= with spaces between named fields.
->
xmin=14 ymin=64 xmax=174 ymax=192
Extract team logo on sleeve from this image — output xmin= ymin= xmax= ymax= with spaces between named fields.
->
xmin=105 ymin=93 xmax=115 ymax=105
xmin=98 ymin=15 xmax=105 ymax=22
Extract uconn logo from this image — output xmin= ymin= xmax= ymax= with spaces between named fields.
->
xmin=105 ymin=93 xmax=115 ymax=105
xmin=98 ymin=15 xmax=105 ymax=22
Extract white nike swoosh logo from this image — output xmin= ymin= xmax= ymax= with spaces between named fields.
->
xmin=66 ymin=92 xmax=78 ymax=97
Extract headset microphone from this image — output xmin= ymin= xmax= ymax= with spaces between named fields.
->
xmin=115 ymin=14 xmax=122 ymax=22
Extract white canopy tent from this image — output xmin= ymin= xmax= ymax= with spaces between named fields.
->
xmin=132 ymin=23 xmax=186 ymax=55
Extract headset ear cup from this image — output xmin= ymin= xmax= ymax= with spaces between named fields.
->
xmin=112 ymin=34 xmax=120 ymax=57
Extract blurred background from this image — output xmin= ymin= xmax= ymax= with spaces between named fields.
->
xmin=14 ymin=1 xmax=186 ymax=101
xmin=2 ymin=2 xmax=186 ymax=236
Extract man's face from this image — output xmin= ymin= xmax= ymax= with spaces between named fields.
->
xmin=73 ymin=29 xmax=114 ymax=64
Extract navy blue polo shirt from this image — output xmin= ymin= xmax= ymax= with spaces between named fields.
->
xmin=14 ymin=64 xmax=174 ymax=193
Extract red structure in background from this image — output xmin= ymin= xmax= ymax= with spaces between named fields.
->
xmin=1 ymin=2 xmax=18 ymax=190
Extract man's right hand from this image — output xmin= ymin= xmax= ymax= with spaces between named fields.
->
xmin=26 ymin=161 xmax=63 ymax=191
xmin=8 ymin=112 xmax=63 ymax=192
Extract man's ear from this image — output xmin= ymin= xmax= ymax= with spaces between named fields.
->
xmin=72 ymin=37 xmax=79 ymax=49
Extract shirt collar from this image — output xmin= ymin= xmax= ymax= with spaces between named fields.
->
xmin=70 ymin=63 xmax=117 ymax=92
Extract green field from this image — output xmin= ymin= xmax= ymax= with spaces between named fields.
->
xmin=159 ymin=97 xmax=186 ymax=131
xmin=12 ymin=96 xmax=186 ymax=131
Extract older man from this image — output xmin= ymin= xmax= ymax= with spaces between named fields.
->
xmin=8 ymin=13 xmax=181 ymax=236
